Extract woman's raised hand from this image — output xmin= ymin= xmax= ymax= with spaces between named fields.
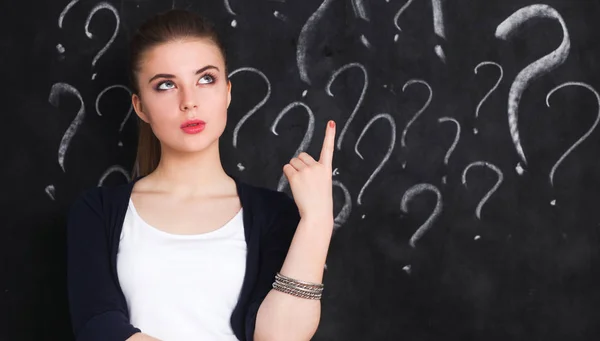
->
xmin=283 ymin=120 xmax=336 ymax=226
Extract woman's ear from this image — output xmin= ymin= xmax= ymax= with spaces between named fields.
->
xmin=132 ymin=94 xmax=150 ymax=123
xmin=227 ymin=80 xmax=232 ymax=109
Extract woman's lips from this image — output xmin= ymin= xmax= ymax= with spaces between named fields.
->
xmin=181 ymin=120 xmax=206 ymax=134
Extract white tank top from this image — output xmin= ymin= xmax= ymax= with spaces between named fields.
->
xmin=116 ymin=198 xmax=247 ymax=341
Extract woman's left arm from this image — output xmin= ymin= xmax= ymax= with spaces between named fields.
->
xmin=254 ymin=217 xmax=332 ymax=341
xmin=254 ymin=121 xmax=337 ymax=341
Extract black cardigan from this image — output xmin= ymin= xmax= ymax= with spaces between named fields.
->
xmin=66 ymin=175 xmax=300 ymax=341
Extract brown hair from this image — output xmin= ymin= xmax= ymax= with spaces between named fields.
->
xmin=128 ymin=9 xmax=228 ymax=178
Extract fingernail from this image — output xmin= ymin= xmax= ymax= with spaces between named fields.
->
xmin=329 ymin=120 xmax=335 ymax=128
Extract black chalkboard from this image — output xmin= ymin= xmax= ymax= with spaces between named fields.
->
xmin=3 ymin=0 xmax=600 ymax=340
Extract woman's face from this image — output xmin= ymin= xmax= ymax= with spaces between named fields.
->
xmin=132 ymin=38 xmax=231 ymax=154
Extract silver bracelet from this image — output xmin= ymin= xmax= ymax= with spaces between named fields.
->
xmin=272 ymin=272 xmax=324 ymax=300
xmin=272 ymin=282 xmax=322 ymax=300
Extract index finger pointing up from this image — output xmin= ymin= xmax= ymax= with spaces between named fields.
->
xmin=319 ymin=120 xmax=336 ymax=166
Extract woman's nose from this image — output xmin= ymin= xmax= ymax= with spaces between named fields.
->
xmin=180 ymin=87 xmax=198 ymax=111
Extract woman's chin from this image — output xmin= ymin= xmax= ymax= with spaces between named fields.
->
xmin=173 ymin=139 xmax=218 ymax=154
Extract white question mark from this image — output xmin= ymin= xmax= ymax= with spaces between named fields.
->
xmin=401 ymin=183 xmax=443 ymax=248
xmin=271 ymin=102 xmax=315 ymax=192
xmin=56 ymin=0 xmax=80 ymax=55
xmin=85 ymin=2 xmax=120 ymax=77
xmin=98 ymin=165 xmax=131 ymax=186
xmin=461 ymin=161 xmax=504 ymax=220
xmin=437 ymin=116 xmax=461 ymax=184
xmin=297 ymin=0 xmax=335 ymax=85
xmin=228 ymin=67 xmax=272 ymax=149
xmin=325 ymin=62 xmax=369 ymax=150
xmin=495 ymin=4 xmax=570 ymax=171
xmin=401 ymin=79 xmax=433 ymax=149
xmin=48 ymin=83 xmax=86 ymax=172
xmin=392 ymin=0 xmax=446 ymax=61
xmin=354 ymin=113 xmax=396 ymax=206
xmin=95 ymin=85 xmax=133 ymax=146
xmin=545 ymin=82 xmax=600 ymax=188
xmin=473 ymin=61 xmax=503 ymax=134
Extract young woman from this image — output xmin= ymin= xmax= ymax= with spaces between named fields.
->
xmin=67 ymin=9 xmax=336 ymax=341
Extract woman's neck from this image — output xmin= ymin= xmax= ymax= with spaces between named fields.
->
xmin=147 ymin=141 xmax=233 ymax=197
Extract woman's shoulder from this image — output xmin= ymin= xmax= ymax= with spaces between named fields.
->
xmin=68 ymin=180 xmax=133 ymax=217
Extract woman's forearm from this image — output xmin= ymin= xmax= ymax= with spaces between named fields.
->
xmin=254 ymin=215 xmax=333 ymax=341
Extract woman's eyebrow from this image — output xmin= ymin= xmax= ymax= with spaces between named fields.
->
xmin=147 ymin=65 xmax=220 ymax=83
xmin=195 ymin=65 xmax=219 ymax=74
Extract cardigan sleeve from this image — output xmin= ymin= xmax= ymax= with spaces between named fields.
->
xmin=244 ymin=193 xmax=301 ymax=341
xmin=66 ymin=188 xmax=141 ymax=341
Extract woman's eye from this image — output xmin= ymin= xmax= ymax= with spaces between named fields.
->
xmin=198 ymin=74 xmax=215 ymax=84
xmin=157 ymin=81 xmax=175 ymax=90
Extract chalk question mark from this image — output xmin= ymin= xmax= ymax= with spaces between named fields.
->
xmin=45 ymin=83 xmax=85 ymax=200
xmin=56 ymin=0 xmax=80 ymax=55
xmin=98 ymin=165 xmax=131 ymax=186
xmin=393 ymin=0 xmax=446 ymax=62
xmin=401 ymin=79 xmax=433 ymax=149
xmin=545 ymin=82 xmax=600 ymax=189
xmin=437 ymin=117 xmax=461 ymax=166
xmin=297 ymin=0 xmax=335 ymax=85
xmin=95 ymin=85 xmax=133 ymax=146
xmin=326 ymin=62 xmax=369 ymax=150
xmin=401 ymin=183 xmax=443 ymax=248
xmin=495 ymin=4 xmax=570 ymax=172
xmin=271 ymin=102 xmax=315 ymax=192
xmin=229 ymin=67 xmax=272 ymax=151
xmin=461 ymin=161 xmax=504 ymax=220
xmin=48 ymin=83 xmax=86 ymax=172
xmin=354 ymin=113 xmax=396 ymax=205
xmin=85 ymin=2 xmax=120 ymax=79
xmin=473 ymin=61 xmax=503 ymax=134
xmin=437 ymin=117 xmax=461 ymax=184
